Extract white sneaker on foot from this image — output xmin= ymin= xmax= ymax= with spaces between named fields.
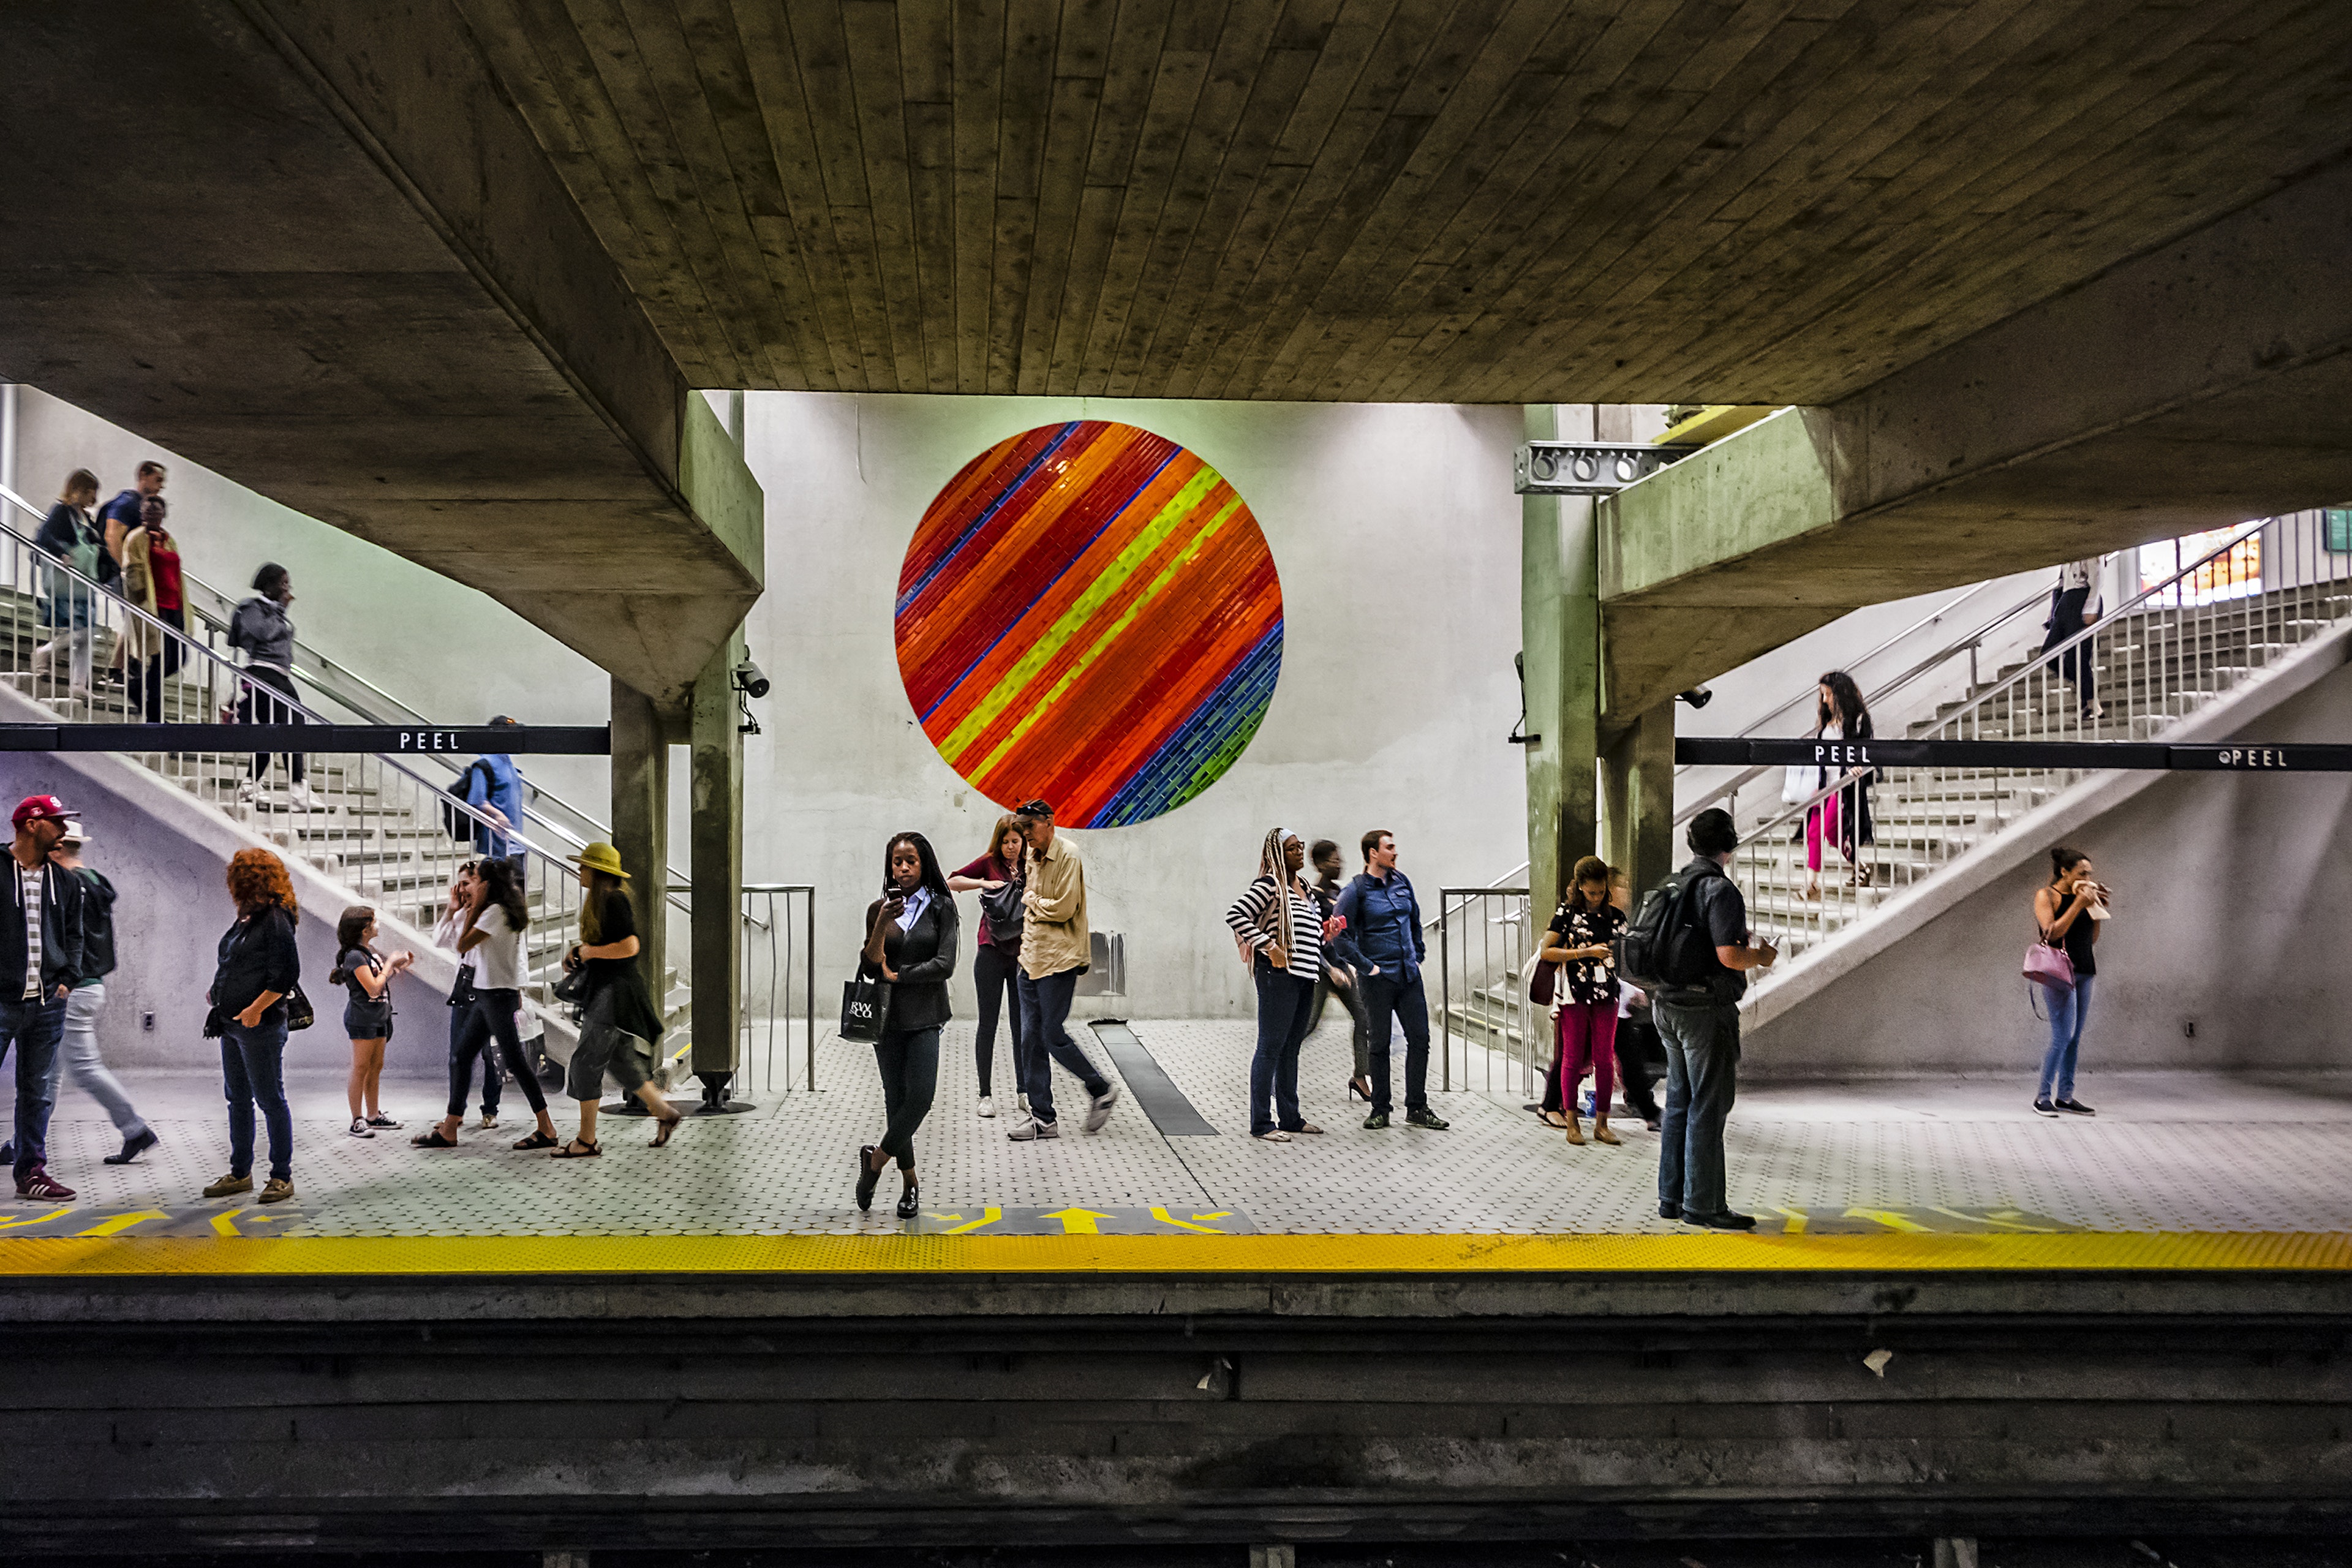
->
xmin=1008 ymin=1115 xmax=1060 ymax=1142
xmin=1084 ymin=1082 xmax=1120 ymax=1133
xmin=235 ymin=779 xmax=259 ymax=805
xmin=288 ymin=782 xmax=322 ymax=810
xmin=977 ymin=1095 xmax=996 ymax=1118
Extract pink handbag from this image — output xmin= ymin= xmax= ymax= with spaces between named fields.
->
xmin=2022 ymin=939 xmax=2075 ymax=993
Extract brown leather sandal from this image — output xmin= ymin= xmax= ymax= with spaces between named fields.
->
xmin=551 ymin=1139 xmax=601 ymax=1159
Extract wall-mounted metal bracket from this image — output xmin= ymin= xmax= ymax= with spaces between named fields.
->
xmin=1513 ymin=441 xmax=1698 ymax=496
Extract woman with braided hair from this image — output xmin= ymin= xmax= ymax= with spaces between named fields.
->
xmin=1224 ymin=827 xmax=1326 ymax=1142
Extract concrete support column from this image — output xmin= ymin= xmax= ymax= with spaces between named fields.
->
xmin=1602 ymin=699 xmax=1678 ymax=896
xmin=1521 ymin=403 xmax=1601 ymax=913
xmin=608 ymin=678 xmax=671 ymax=1005
xmin=688 ymin=628 xmax=746 ymax=1101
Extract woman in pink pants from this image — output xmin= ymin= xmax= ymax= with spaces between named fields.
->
xmin=1537 ymin=855 xmax=1625 ymax=1146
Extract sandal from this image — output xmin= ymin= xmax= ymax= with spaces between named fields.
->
xmin=551 ymin=1139 xmax=601 ymax=1159
xmin=1253 ymin=1129 xmax=1292 ymax=1142
xmin=409 ymin=1129 xmax=459 ymax=1148
xmin=650 ymin=1112 xmax=684 ymax=1148
xmin=511 ymin=1131 xmax=559 ymax=1151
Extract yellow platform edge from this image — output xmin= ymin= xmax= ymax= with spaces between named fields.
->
xmin=0 ymin=1230 xmax=2348 ymax=1278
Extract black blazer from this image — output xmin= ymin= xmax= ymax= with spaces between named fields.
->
xmin=859 ymin=892 xmax=960 ymax=1033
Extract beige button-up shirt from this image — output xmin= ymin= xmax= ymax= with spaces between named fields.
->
xmin=1019 ymin=833 xmax=1090 ymax=980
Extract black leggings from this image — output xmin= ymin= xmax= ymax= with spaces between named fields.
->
xmin=239 ymin=664 xmax=307 ymax=784
xmin=447 ymin=989 xmax=545 ymax=1118
xmin=971 ymin=942 xmax=1023 ymax=1095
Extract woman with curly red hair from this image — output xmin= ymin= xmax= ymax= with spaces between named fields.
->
xmin=202 ymin=848 xmax=303 ymax=1204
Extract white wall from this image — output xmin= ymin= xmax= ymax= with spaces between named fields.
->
xmin=737 ymin=393 xmax=1530 ymax=1019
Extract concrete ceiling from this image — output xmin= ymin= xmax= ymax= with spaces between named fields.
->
xmin=458 ymin=0 xmax=2352 ymax=404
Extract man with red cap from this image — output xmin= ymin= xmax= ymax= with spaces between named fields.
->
xmin=2 ymin=795 xmax=86 ymax=1200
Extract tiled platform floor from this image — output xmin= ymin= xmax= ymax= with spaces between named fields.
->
xmin=7 ymin=1018 xmax=2352 ymax=1238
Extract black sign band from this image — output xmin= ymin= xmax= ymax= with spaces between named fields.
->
xmin=0 ymin=725 xmax=611 ymax=755
xmin=1679 ymin=738 xmax=2348 ymax=772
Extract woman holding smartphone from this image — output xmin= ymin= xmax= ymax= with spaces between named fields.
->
xmin=2033 ymin=846 xmax=2106 ymax=1117
xmin=856 ymin=832 xmax=960 ymax=1218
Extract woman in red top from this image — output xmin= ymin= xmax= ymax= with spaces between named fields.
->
xmin=946 ymin=814 xmax=1027 ymax=1120
xmin=123 ymin=494 xmax=187 ymax=723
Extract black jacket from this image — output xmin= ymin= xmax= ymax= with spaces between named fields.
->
xmin=68 ymin=867 xmax=115 ymax=982
xmin=211 ymin=905 xmax=301 ymax=1020
xmin=859 ymin=892 xmax=959 ymax=1033
xmin=0 ymin=858 xmax=85 ymax=1000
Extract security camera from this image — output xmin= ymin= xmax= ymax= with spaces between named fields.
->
xmin=1677 ymin=684 xmax=1713 ymax=709
xmin=732 ymin=658 xmax=771 ymax=699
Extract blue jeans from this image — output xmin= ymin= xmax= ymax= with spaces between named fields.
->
xmin=1362 ymin=969 xmax=1431 ymax=1115
xmin=1015 ymin=966 xmax=1107 ymax=1125
xmin=0 ymin=993 xmax=67 ymax=1183
xmin=221 ymin=1015 xmax=294 ymax=1182
xmin=2038 ymin=974 xmax=2093 ymax=1104
xmin=1250 ymin=962 xmax=1315 ymax=1136
xmin=1655 ymin=996 xmax=1741 ymax=1219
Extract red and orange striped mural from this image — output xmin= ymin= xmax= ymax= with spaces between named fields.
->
xmin=894 ymin=421 xmax=1283 ymax=828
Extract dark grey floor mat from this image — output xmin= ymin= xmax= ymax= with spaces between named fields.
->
xmin=1088 ymin=1020 xmax=1220 ymax=1136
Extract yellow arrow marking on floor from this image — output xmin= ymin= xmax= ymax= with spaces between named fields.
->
xmin=1042 ymin=1207 xmax=1112 ymax=1235
xmin=1150 ymin=1207 xmax=1232 ymax=1234
xmin=211 ymin=1209 xmax=250 ymax=1237
xmin=925 ymin=1208 xmax=1002 ymax=1235
xmin=1845 ymin=1207 xmax=1931 ymax=1233
xmin=75 ymin=1210 xmax=168 ymax=1237
xmin=1937 ymin=1206 xmax=2057 ymax=1233
xmin=1773 ymin=1206 xmax=1809 ymax=1235
xmin=0 ymin=1207 xmax=70 ymax=1231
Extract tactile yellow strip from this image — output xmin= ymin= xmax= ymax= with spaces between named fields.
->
xmin=0 ymin=1230 xmax=2347 ymax=1276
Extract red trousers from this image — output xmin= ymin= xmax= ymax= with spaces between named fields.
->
xmin=1556 ymin=1000 xmax=1618 ymax=1115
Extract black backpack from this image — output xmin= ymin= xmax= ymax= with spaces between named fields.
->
xmin=441 ymin=760 xmax=492 ymax=845
xmin=1616 ymin=864 xmax=1720 ymax=992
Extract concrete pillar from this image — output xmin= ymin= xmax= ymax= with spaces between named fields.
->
xmin=608 ymin=677 xmax=670 ymax=1005
xmin=1521 ymin=403 xmax=1601 ymax=913
xmin=1602 ymin=698 xmax=1678 ymax=896
xmin=688 ymin=627 xmax=746 ymax=1104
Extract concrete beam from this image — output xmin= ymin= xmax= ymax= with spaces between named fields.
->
xmin=0 ymin=3 xmax=761 ymax=707
xmin=1599 ymin=157 xmax=2352 ymax=718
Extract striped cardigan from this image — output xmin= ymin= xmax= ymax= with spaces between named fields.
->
xmin=1224 ymin=873 xmax=1324 ymax=981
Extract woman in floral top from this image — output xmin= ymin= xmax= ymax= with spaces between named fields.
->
xmin=1537 ymin=855 xmax=1626 ymax=1146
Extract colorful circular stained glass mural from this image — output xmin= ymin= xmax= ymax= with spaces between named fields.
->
xmin=894 ymin=421 xmax=1283 ymax=829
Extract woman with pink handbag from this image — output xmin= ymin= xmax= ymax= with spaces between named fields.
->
xmin=2030 ymin=847 xmax=2107 ymax=1117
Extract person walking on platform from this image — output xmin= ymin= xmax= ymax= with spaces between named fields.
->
xmin=1 ymin=796 xmax=85 ymax=1201
xmin=31 ymin=469 xmax=108 ymax=701
xmin=948 ymin=815 xmax=1026 ymax=1119
xmin=854 ymin=832 xmax=959 ymax=1217
xmin=553 ymin=842 xmax=681 ymax=1157
xmin=1793 ymin=671 xmax=1877 ymax=899
xmin=1537 ymin=855 xmax=1627 ymax=1147
xmin=431 ymin=863 xmax=503 ymax=1128
xmin=1008 ymin=799 xmax=1118 ymax=1142
xmin=331 ymin=905 xmax=412 ymax=1139
xmin=230 ymin=565 xmax=317 ymax=809
xmin=2032 ymin=847 xmax=2105 ymax=1118
xmin=1226 ymin=827 xmax=1327 ymax=1142
xmin=203 ymin=848 xmax=303 ymax=1205
xmin=415 ymin=858 xmax=561 ymax=1152
xmin=1336 ymin=829 xmax=1447 ymax=1132
xmin=1650 ymin=809 xmax=1777 ymax=1230
xmin=1306 ymin=839 xmax=1373 ymax=1105
xmin=46 ymin=821 xmax=155 ymax=1166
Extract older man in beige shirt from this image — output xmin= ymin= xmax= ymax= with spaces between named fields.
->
xmin=1008 ymin=799 xmax=1118 ymax=1140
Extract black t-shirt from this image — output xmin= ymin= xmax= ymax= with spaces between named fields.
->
xmin=1545 ymin=900 xmax=1625 ymax=1005
xmin=2056 ymin=895 xmax=2097 ymax=978
xmin=581 ymin=889 xmax=639 ymax=996
xmin=1681 ymin=858 xmax=1751 ymax=1003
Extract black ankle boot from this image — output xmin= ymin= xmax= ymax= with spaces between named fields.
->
xmin=894 ymin=1176 xmax=921 ymax=1220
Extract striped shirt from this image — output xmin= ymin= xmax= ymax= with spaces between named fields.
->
xmin=18 ymin=863 xmax=42 ymax=1000
xmin=1225 ymin=873 xmax=1324 ymax=981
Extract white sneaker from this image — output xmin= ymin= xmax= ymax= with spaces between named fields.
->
xmin=1008 ymin=1115 xmax=1060 ymax=1142
xmin=977 ymin=1095 xmax=996 ymax=1119
xmin=1084 ymin=1082 xmax=1120 ymax=1134
xmin=288 ymin=782 xmax=322 ymax=810
xmin=1017 ymin=1093 xmax=1031 ymax=1114
xmin=235 ymin=779 xmax=259 ymax=805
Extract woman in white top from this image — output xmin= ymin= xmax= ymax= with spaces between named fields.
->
xmin=1793 ymin=669 xmax=1877 ymax=900
xmin=431 ymin=862 xmax=500 ymax=1129
xmin=412 ymin=858 xmax=559 ymax=1150
xmin=1224 ymin=827 xmax=1327 ymax=1142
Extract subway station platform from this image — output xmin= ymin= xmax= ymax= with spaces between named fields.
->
xmin=4 ymin=1019 xmax=2348 ymax=1276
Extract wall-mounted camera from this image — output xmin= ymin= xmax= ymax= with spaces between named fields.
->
xmin=1677 ymin=684 xmax=1714 ymax=709
xmin=732 ymin=658 xmax=771 ymax=699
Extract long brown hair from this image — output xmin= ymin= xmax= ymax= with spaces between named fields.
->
xmin=227 ymin=848 xmax=296 ymax=919
xmin=1563 ymin=854 xmax=1614 ymax=914
xmin=578 ymin=869 xmax=629 ymax=944
xmin=982 ymin=813 xmax=1024 ymax=874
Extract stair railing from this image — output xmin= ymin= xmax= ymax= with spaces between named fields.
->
xmin=1724 ymin=513 xmax=2345 ymax=976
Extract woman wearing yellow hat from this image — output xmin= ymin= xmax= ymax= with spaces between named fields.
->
xmin=552 ymin=842 xmax=681 ymax=1155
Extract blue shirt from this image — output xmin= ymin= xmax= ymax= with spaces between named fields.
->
xmin=896 ymin=884 xmax=933 ymax=931
xmin=464 ymin=753 xmax=527 ymax=858
xmin=1335 ymin=867 xmax=1425 ymax=979
xmin=100 ymin=489 xmax=145 ymax=541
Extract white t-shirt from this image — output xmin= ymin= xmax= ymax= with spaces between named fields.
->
xmin=469 ymin=903 xmax=526 ymax=992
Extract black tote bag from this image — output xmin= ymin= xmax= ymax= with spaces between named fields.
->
xmin=839 ymin=972 xmax=889 ymax=1042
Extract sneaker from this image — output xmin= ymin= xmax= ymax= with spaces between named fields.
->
xmin=1659 ymin=1200 xmax=1682 ymax=1220
xmin=1017 ymin=1093 xmax=1031 ymax=1114
xmin=1007 ymin=1115 xmax=1060 ymax=1142
xmin=288 ymin=782 xmax=322 ymax=810
xmin=479 ymin=1114 xmax=499 ymax=1130
xmin=1361 ymin=1112 xmax=1390 ymax=1130
xmin=203 ymin=1172 xmax=254 ymax=1198
xmin=0 ymin=1141 xmax=11 ymax=1166
xmin=1690 ymin=1210 xmax=1757 ymax=1231
xmin=977 ymin=1095 xmax=996 ymax=1119
xmin=104 ymin=1128 xmax=160 ymax=1165
xmin=2082 ymin=701 xmax=2106 ymax=721
xmin=258 ymin=1177 xmax=295 ymax=1204
xmin=1084 ymin=1083 xmax=1119 ymax=1133
xmin=2032 ymin=1099 xmax=2060 ymax=1117
xmin=1404 ymin=1107 xmax=1450 ymax=1130
xmin=235 ymin=779 xmax=259 ymax=805
xmin=348 ymin=1118 xmax=375 ymax=1139
xmin=15 ymin=1167 xmax=74 ymax=1202
xmin=366 ymin=1114 xmax=402 ymax=1130
xmin=2054 ymin=1098 xmax=2097 ymax=1117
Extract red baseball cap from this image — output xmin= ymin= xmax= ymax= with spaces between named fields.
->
xmin=11 ymin=796 xmax=70 ymax=829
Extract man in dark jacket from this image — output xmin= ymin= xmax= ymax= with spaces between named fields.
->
xmin=0 ymin=796 xmax=85 ymax=1200
xmin=48 ymin=822 xmax=153 ymax=1165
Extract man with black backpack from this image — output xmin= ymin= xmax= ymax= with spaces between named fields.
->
xmin=1622 ymin=808 xmax=1776 ymax=1229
